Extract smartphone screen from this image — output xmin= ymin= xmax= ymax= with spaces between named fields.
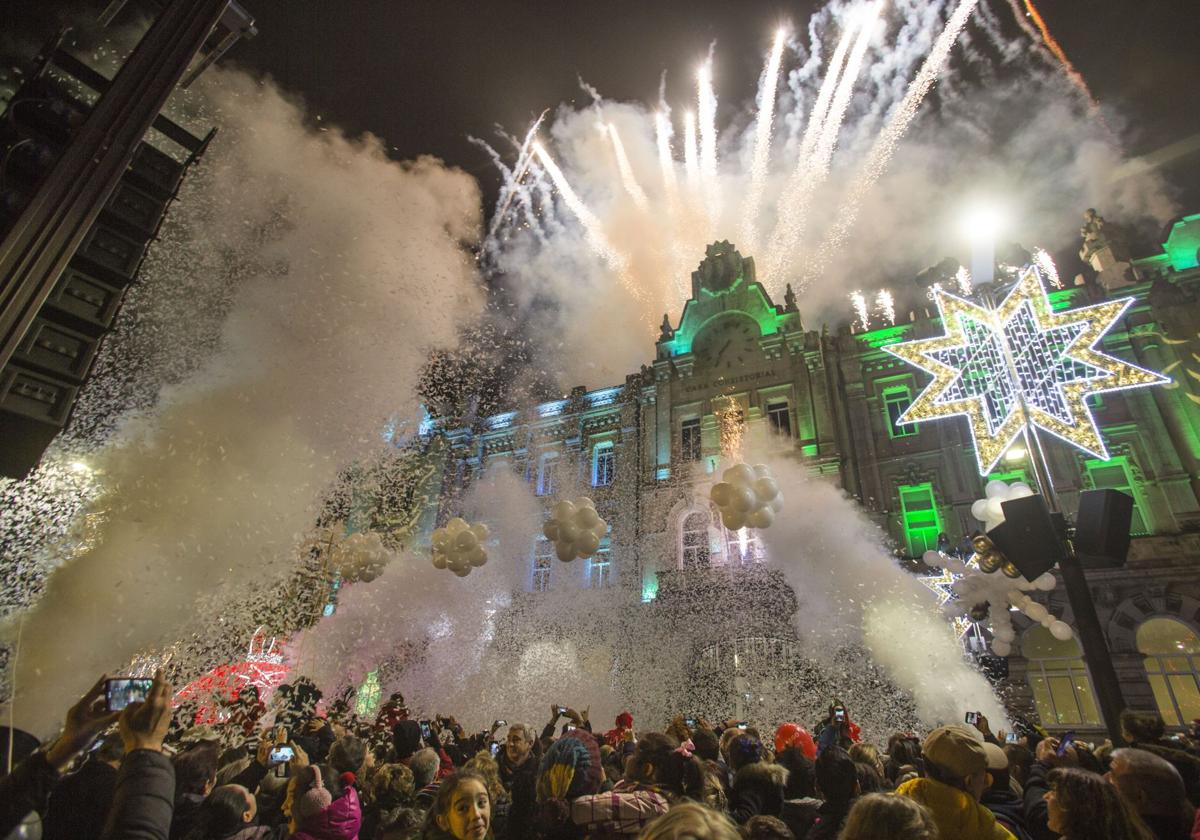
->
xmin=557 ymin=706 xmax=568 ymax=716
xmin=490 ymin=742 xmax=500 ymax=757
xmin=1005 ymin=732 xmax=1020 ymax=744
xmin=685 ymin=718 xmax=697 ymax=728
xmin=834 ymin=709 xmax=846 ymax=722
xmin=965 ymin=711 xmax=980 ymax=725
xmin=737 ymin=722 xmax=748 ymax=730
xmin=1056 ymin=731 xmax=1076 ymax=756
xmin=269 ymin=746 xmax=294 ymax=764
xmin=494 ymin=719 xmax=507 ymax=728
xmin=106 ymin=678 xmax=153 ymax=712
xmin=419 ymin=720 xmax=433 ymax=740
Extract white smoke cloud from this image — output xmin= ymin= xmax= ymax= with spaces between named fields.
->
xmin=486 ymin=1 xmax=1178 ymax=388
xmin=759 ymin=458 xmax=1008 ymax=730
xmin=2 ymin=68 xmax=484 ymax=736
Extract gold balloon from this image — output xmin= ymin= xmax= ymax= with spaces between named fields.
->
xmin=1001 ymin=560 xmax=1022 ymax=578
xmin=977 ymin=551 xmax=1002 ymax=574
xmin=971 ymin=534 xmax=993 ymax=553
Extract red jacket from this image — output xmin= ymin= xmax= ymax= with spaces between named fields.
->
xmin=288 ymin=787 xmax=362 ymax=840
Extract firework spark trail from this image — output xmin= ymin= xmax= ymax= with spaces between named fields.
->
xmin=739 ymin=27 xmax=788 ymax=253
xmin=850 ymin=289 xmax=870 ymax=330
xmin=482 ymin=110 xmax=547 ymax=245
xmin=1033 ymin=248 xmax=1062 ymax=288
xmin=683 ymin=110 xmax=700 ymax=199
xmin=762 ymin=16 xmax=859 ymax=285
xmin=655 ymin=110 xmax=679 ymax=201
xmin=811 ymin=3 xmax=881 ymax=178
xmin=697 ymin=52 xmax=720 ymax=222
xmin=532 ymin=141 xmax=635 ymax=287
xmin=955 ymin=265 xmax=973 ymax=295
xmin=804 ymin=0 xmax=981 ymax=287
xmin=1020 ymin=0 xmax=1099 ymax=111
xmin=606 ymin=123 xmax=650 ymax=211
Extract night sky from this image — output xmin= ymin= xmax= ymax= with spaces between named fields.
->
xmin=4 ymin=0 xmax=1198 ymax=226
xmin=225 ymin=0 xmax=1199 ymax=219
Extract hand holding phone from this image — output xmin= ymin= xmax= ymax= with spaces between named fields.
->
xmin=965 ymin=711 xmax=981 ymax=726
xmin=269 ymin=745 xmax=295 ymax=765
xmin=1056 ymin=731 xmax=1076 ymax=756
xmin=833 ymin=708 xmax=846 ymax=723
xmin=105 ymin=678 xmax=154 ymax=713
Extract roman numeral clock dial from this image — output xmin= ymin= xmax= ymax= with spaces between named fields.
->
xmin=695 ymin=318 xmax=758 ymax=375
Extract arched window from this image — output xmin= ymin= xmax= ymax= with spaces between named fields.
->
xmin=1137 ymin=617 xmax=1200 ymax=727
xmin=681 ymin=510 xmax=712 ymax=569
xmin=1023 ymin=625 xmax=1101 ymax=727
xmin=725 ymin=526 xmax=765 ymax=565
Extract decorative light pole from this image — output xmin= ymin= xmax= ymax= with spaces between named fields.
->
xmin=883 ymin=258 xmax=1168 ymax=740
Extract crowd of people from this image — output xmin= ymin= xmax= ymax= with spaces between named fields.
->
xmin=2 ymin=671 xmax=1199 ymax=840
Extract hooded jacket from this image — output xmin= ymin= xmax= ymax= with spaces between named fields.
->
xmin=982 ymin=786 xmax=1033 ymax=840
xmin=43 ymin=758 xmax=118 ymax=840
xmin=896 ymin=777 xmax=1017 ymax=840
xmin=288 ymin=787 xmax=362 ymax=840
xmin=729 ymin=761 xmax=788 ymax=824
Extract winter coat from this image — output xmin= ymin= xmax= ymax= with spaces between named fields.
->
xmin=497 ymin=751 xmax=538 ymax=840
xmin=895 ymin=777 xmax=1017 ymax=840
xmin=804 ymin=800 xmax=853 ymax=840
xmin=171 ymin=793 xmax=207 ymax=840
xmin=288 ymin=787 xmax=362 ymax=840
xmin=569 ymin=781 xmax=669 ymax=838
xmin=43 ymin=758 xmax=119 ymax=840
xmin=1020 ymin=762 xmax=1055 ymax=840
xmin=982 ymin=787 xmax=1033 ymax=840
xmin=216 ymin=827 xmax=279 ymax=840
xmin=0 ymin=750 xmax=59 ymax=838
xmin=729 ymin=761 xmax=788 ymax=824
xmin=101 ymin=748 xmax=177 ymax=840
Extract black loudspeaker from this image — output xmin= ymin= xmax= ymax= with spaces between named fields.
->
xmin=1075 ymin=488 xmax=1134 ymax=568
xmin=987 ymin=494 xmax=1062 ymax=579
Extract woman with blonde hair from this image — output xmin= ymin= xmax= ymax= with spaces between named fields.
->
xmin=638 ymin=802 xmax=742 ymax=840
xmin=837 ymin=793 xmax=939 ymax=840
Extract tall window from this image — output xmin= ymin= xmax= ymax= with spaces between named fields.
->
xmin=532 ymin=539 xmax=554 ymax=592
xmin=681 ymin=418 xmax=702 ymax=461
xmin=883 ymin=386 xmax=917 ymax=438
xmin=592 ymin=442 xmax=615 ymax=487
xmin=589 ymin=543 xmax=612 ymax=588
xmin=725 ymin=527 xmax=765 ymax=565
xmin=767 ymin=401 xmax=792 ymax=437
xmin=537 ymin=453 xmax=558 ymax=497
xmin=1137 ymin=618 xmax=1200 ymax=727
xmin=1024 ymin=625 xmax=1101 ymax=727
xmin=681 ymin=510 xmax=712 ymax=569
xmin=898 ymin=483 xmax=941 ymax=556
xmin=1084 ymin=457 xmax=1148 ymax=535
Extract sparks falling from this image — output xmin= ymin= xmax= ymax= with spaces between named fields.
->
xmin=740 ymin=27 xmax=788 ymax=253
xmin=875 ymin=288 xmax=896 ymax=326
xmin=850 ymin=290 xmax=870 ymax=331
xmin=607 ymin=123 xmax=650 ymax=210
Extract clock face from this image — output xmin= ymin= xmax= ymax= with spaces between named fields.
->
xmin=694 ymin=317 xmax=759 ymax=374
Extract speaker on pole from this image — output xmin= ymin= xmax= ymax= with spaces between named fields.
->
xmin=987 ymin=494 xmax=1062 ymax=579
xmin=1075 ymin=488 xmax=1134 ymax=568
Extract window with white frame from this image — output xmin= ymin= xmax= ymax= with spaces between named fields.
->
xmin=1023 ymin=625 xmax=1101 ymax=727
xmin=592 ymin=442 xmax=615 ymax=487
xmin=1137 ymin=617 xmax=1200 ymax=727
xmin=532 ymin=538 xmax=554 ymax=592
xmin=681 ymin=418 xmax=702 ymax=461
xmin=766 ymin=401 xmax=792 ymax=438
xmin=589 ymin=542 xmax=612 ymax=588
xmin=681 ymin=510 xmax=712 ymax=569
xmin=725 ymin=526 xmax=766 ymax=565
xmin=537 ymin=453 xmax=558 ymax=496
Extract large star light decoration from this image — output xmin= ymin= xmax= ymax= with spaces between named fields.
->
xmin=883 ymin=264 xmax=1168 ymax=474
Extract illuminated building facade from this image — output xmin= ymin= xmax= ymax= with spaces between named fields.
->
xmin=397 ymin=220 xmax=1200 ymax=732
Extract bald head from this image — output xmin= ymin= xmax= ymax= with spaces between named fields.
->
xmin=1108 ymin=748 xmax=1186 ymax=816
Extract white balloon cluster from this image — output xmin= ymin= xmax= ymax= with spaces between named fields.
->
xmin=542 ymin=498 xmax=607 ymax=562
xmin=922 ymin=479 xmax=1075 ymax=657
xmin=330 ymin=531 xmax=390 ymax=583
xmin=709 ymin=463 xmax=783 ymax=531
xmin=970 ymin=479 xmax=1035 ymax=531
xmin=431 ymin=518 xmax=490 ymax=577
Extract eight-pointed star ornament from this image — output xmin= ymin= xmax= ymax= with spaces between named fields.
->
xmin=883 ymin=263 xmax=1169 ymax=474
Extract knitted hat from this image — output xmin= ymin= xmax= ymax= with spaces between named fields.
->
xmin=923 ymin=726 xmax=987 ymax=778
xmin=616 ymin=711 xmax=633 ymax=729
xmin=536 ymin=729 xmax=604 ymax=802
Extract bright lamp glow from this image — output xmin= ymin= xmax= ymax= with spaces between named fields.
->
xmin=1004 ymin=445 xmax=1027 ymax=462
xmin=959 ymin=202 xmax=1008 ymax=242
